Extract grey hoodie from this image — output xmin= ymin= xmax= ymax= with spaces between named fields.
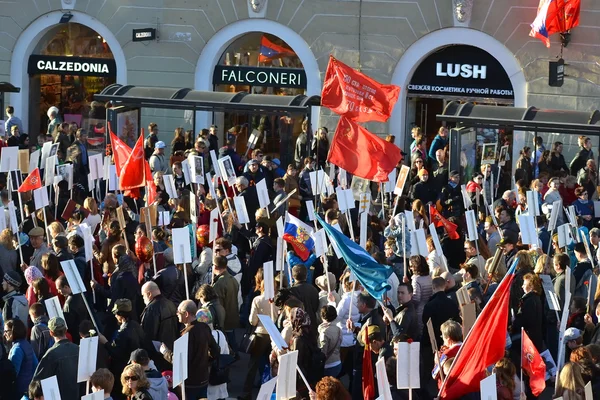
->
xmin=31 ymin=315 xmax=54 ymax=360
xmin=145 ymin=368 xmax=168 ymax=400
xmin=2 ymin=291 xmax=28 ymax=325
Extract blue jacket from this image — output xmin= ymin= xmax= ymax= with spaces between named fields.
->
xmin=286 ymin=251 xmax=317 ymax=285
xmin=9 ymin=339 xmax=38 ymax=396
xmin=428 ymin=134 xmax=448 ymax=164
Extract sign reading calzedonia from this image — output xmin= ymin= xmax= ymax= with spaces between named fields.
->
xmin=28 ymin=55 xmax=117 ymax=77
xmin=213 ymin=65 xmax=307 ymax=89
xmin=408 ymin=45 xmax=514 ymax=101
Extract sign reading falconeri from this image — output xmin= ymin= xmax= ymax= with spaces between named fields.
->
xmin=213 ymin=65 xmax=307 ymax=89
xmin=28 ymin=55 xmax=117 ymax=77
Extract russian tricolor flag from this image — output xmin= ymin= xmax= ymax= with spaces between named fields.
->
xmin=259 ymin=35 xmax=296 ymax=62
xmin=283 ymin=213 xmax=314 ymax=261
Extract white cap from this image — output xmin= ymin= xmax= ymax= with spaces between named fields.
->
xmin=155 ymin=141 xmax=166 ymax=149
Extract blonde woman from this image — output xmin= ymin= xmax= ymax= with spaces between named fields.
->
xmin=555 ymin=362 xmax=585 ymax=400
xmin=0 ymin=228 xmax=18 ymax=273
xmin=412 ymin=199 xmax=429 ymax=229
xmin=47 ymin=221 xmax=65 ymax=241
xmin=83 ymin=197 xmax=102 ymax=234
xmin=120 ymin=364 xmax=152 ymax=400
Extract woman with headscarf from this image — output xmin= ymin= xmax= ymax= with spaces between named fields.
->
xmin=196 ymin=307 xmax=230 ymax=400
xmin=24 ymin=265 xmax=58 ymax=306
xmin=289 ymin=307 xmax=322 ymax=395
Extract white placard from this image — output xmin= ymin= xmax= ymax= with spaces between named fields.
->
xmin=376 ymin=358 xmax=393 ymax=400
xmin=209 ymin=150 xmax=221 ymax=178
xmin=81 ymin=391 xmax=104 ymax=400
xmin=172 ymin=227 xmax=193 ymax=264
xmin=394 ymin=165 xmax=411 ymax=196
xmin=360 ymin=212 xmax=368 ymax=249
xmin=189 ymin=192 xmax=197 ymax=223
xmin=276 ymin=217 xmax=284 ymax=238
xmin=557 ymin=223 xmax=571 ymax=249
xmin=234 ymin=196 xmax=250 ymax=224
xmin=45 ymin=296 xmax=67 ymax=328
xmin=519 ymin=215 xmax=537 ymax=246
xmin=79 ymin=223 xmax=93 ymax=262
xmin=338 ymin=168 xmax=348 ymax=188
xmin=311 ymin=229 xmax=327 ymax=258
xmin=29 ymin=150 xmax=40 ymax=174
xmin=77 ymin=336 xmax=99 ymax=382
xmin=108 ymin=165 xmax=119 ymax=191
xmin=257 ymin=314 xmax=288 ymax=351
xmin=181 ymin=159 xmax=191 ymax=185
xmin=465 ymin=210 xmax=478 ymax=241
xmin=61 ymin=260 xmax=86 ymax=294
xmin=275 ymin=237 xmax=285 ymax=272
xmin=396 ymin=341 xmax=420 ymax=389
xmin=7 ymin=201 xmax=17 ymax=234
xmin=256 ymin=179 xmax=270 ymax=209
xmin=163 ymin=174 xmax=177 ymax=199
xmin=33 ymin=187 xmax=49 ymax=210
xmin=479 ymin=373 xmax=498 ymax=400
xmin=585 ymin=381 xmax=593 ymax=400
xmin=0 ymin=146 xmax=18 ymax=172
xmin=89 ymin=154 xmax=104 ymax=181
xmin=0 ymin=207 xmax=6 ymax=233
xmin=548 ymin=200 xmax=562 ymax=231
xmin=41 ymin=376 xmax=61 ymax=400
xmin=540 ymin=274 xmax=561 ymax=311
xmin=206 ymin=172 xmax=217 ymax=199
xmin=343 ymin=189 xmax=355 ymax=210
xmin=276 ymin=351 xmax=298 ymax=400
xmin=527 ymin=190 xmax=540 ymax=217
xmin=209 ymin=208 xmax=219 ymax=243
xmin=384 ymin=168 xmax=397 ymax=193
xmin=410 ymin=229 xmax=428 ymax=257
xmin=189 ymin=155 xmax=204 ymax=185
xmin=159 ymin=211 xmax=171 ymax=226
xmin=263 ymin=261 xmax=275 ymax=300
xmin=359 ymin=192 xmax=371 ymax=214
xmin=257 ymin=376 xmax=278 ymax=400
xmin=404 ymin=210 xmax=416 ymax=232
xmin=309 ymin=170 xmax=328 ymax=196
xmin=44 ymin=155 xmax=57 ymax=186
xmin=172 ymin=332 xmax=189 ymax=388
xmin=306 ymin=200 xmax=316 ymax=221
xmin=461 ymin=185 xmax=472 ymax=209
xmin=218 ymin=155 xmax=237 ymax=186
xmin=595 ymin=201 xmax=600 ymax=218
xmin=428 ymin=223 xmax=449 ymax=272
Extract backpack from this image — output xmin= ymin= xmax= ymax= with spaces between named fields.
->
xmin=309 ymin=345 xmax=326 ymax=383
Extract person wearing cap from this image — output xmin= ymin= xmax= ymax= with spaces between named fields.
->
xmin=428 ymin=126 xmax=449 ymax=167
xmin=33 ymin=317 xmax=81 ymax=400
xmin=495 ymin=205 xmax=520 ymax=245
xmin=272 ymin=158 xmax=285 ymax=177
xmin=243 ymin=157 xmax=265 ymax=186
xmin=2 ymin=270 xmax=28 ymax=324
xmin=161 ymin=300 xmax=219 ymax=400
xmin=23 ymin=226 xmax=51 ymax=272
xmin=410 ymin=168 xmax=434 ymax=204
xmin=129 ymin=349 xmax=168 ymax=400
xmin=565 ymin=327 xmax=584 ymax=360
xmin=439 ymin=170 xmax=463 ymax=218
xmin=99 ymin=299 xmax=146 ymax=391
xmin=149 ymin=140 xmax=169 ymax=174
xmin=497 ymin=236 xmax=517 ymax=267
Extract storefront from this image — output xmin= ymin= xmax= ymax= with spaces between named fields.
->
xmin=27 ymin=23 xmax=116 ymax=144
xmin=211 ymin=32 xmax=307 ymax=161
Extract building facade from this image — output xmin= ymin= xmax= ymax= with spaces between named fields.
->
xmin=1 ymin=0 xmax=599 ymax=165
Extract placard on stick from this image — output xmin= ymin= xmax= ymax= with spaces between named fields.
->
xmin=376 ymin=358 xmax=393 ymax=400
xmin=0 ymin=146 xmax=18 ymax=172
xmin=172 ymin=332 xmax=189 ymax=388
xmin=396 ymin=341 xmax=420 ymax=389
xmin=77 ymin=336 xmax=99 ymax=382
xmin=276 ymin=350 xmax=298 ymax=400
xmin=461 ymin=302 xmax=477 ymax=338
xmin=234 ymin=196 xmax=250 ymax=224
xmin=172 ymin=227 xmax=192 ymax=264
xmin=40 ymin=376 xmax=61 ymax=400
xmin=256 ymin=376 xmax=277 ymax=400
xmin=45 ymin=296 xmax=67 ymax=328
xmin=61 ymin=260 xmax=86 ymax=294
xmin=480 ymin=373 xmax=498 ymax=400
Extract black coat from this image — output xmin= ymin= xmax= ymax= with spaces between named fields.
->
xmin=140 ymin=294 xmax=179 ymax=350
xmin=570 ymin=148 xmax=593 ymax=176
xmin=512 ymin=292 xmax=545 ymax=352
xmin=290 ymin=282 xmax=320 ymax=335
xmin=439 ymin=183 xmax=463 ymax=218
xmin=63 ymin=294 xmax=88 ymax=345
xmin=410 ymin=180 xmax=435 ymax=204
xmin=104 ymin=320 xmax=146 ymax=375
xmin=421 ymin=291 xmax=461 ymax=348
xmin=154 ymin=265 xmax=185 ymax=305
xmin=239 ymin=185 xmax=260 ymax=227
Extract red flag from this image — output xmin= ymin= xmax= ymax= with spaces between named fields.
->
xmin=259 ymin=35 xmax=296 ymax=62
xmin=429 ymin=204 xmax=460 ymax=240
xmin=119 ymin=133 xmax=145 ymax=190
xmin=328 ymin=116 xmax=401 ymax=183
xmin=108 ymin=122 xmax=132 ymax=176
xmin=521 ymin=329 xmax=546 ymax=396
xmin=18 ymin=168 xmax=42 ymax=192
xmin=362 ymin=325 xmax=375 ymax=400
xmin=321 ymin=56 xmax=400 ymax=123
xmin=439 ymin=262 xmax=517 ymax=399
xmin=530 ymin=0 xmax=580 ymax=47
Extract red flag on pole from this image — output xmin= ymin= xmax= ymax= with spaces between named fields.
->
xmin=18 ymin=168 xmax=42 ymax=192
xmin=530 ymin=0 xmax=581 ymax=47
xmin=119 ymin=133 xmax=145 ymax=190
xmin=327 ymin=116 xmax=401 ymax=183
xmin=439 ymin=260 xmax=518 ymax=399
xmin=321 ymin=56 xmax=400 ymax=123
xmin=108 ymin=122 xmax=132 ymax=176
xmin=429 ymin=204 xmax=460 ymax=240
xmin=362 ymin=325 xmax=375 ymax=400
xmin=521 ymin=329 xmax=546 ymax=396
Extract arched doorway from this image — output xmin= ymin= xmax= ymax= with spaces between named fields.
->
xmin=9 ymin=11 xmax=127 ymax=134
xmin=390 ymin=28 xmax=527 ymax=152
xmin=195 ymin=19 xmax=321 ymax=148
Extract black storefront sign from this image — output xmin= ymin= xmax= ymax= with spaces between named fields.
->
xmin=408 ymin=45 xmax=514 ymax=100
xmin=28 ymin=55 xmax=117 ymax=77
xmin=213 ymin=65 xmax=307 ymax=89
xmin=549 ymin=58 xmax=564 ymax=87
xmin=133 ymin=28 xmax=156 ymax=42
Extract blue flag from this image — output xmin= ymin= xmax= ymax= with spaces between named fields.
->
xmin=316 ymin=215 xmax=392 ymax=301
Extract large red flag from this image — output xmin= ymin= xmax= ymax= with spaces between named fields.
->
xmin=18 ymin=168 xmax=42 ymax=192
xmin=119 ymin=133 xmax=145 ymax=190
xmin=429 ymin=204 xmax=460 ymax=240
xmin=321 ymin=56 xmax=400 ymax=123
xmin=530 ymin=0 xmax=580 ymax=47
xmin=328 ymin=116 xmax=401 ymax=183
xmin=521 ymin=329 xmax=546 ymax=396
xmin=108 ymin=122 xmax=132 ymax=176
xmin=439 ymin=260 xmax=518 ymax=399
xmin=362 ymin=326 xmax=375 ymax=400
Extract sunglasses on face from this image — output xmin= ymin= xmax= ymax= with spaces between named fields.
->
xmin=125 ymin=376 xmax=139 ymax=382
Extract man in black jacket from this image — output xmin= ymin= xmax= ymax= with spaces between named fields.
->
xmin=33 ymin=317 xmax=81 ymax=400
xmin=56 ymin=275 xmax=88 ymax=345
xmin=239 ymin=221 xmax=273 ymax=296
xmin=153 ymin=248 xmax=185 ymax=305
xmin=439 ymin=170 xmax=463 ymax=218
xmin=289 ymin=265 xmax=320 ymax=334
xmin=410 ymin=169 xmax=434 ymax=204
xmin=235 ymin=176 xmax=260 ymax=227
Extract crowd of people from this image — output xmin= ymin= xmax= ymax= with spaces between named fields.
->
xmin=0 ymin=103 xmax=599 ymax=400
